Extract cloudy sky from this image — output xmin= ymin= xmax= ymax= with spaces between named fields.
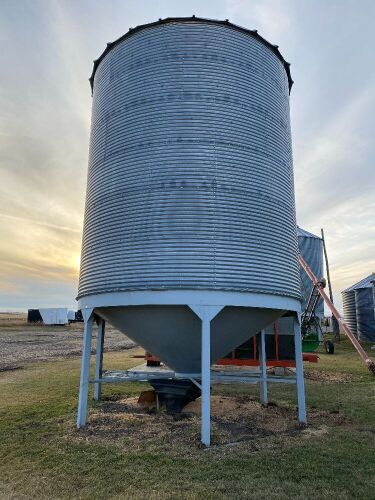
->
xmin=1 ymin=0 xmax=374 ymax=311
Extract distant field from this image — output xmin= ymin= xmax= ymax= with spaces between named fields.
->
xmin=0 ymin=319 xmax=135 ymax=371
xmin=0 ymin=334 xmax=374 ymax=499
xmin=0 ymin=311 xmax=27 ymax=325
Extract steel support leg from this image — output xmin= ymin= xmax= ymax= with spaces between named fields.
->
xmin=294 ymin=316 xmax=307 ymax=424
xmin=201 ymin=316 xmax=211 ymax=447
xmin=188 ymin=305 xmax=223 ymax=447
xmin=259 ymin=329 xmax=268 ymax=405
xmin=94 ymin=318 xmax=105 ymax=402
xmin=77 ymin=311 xmax=94 ymax=428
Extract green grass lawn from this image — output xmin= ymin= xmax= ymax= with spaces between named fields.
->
xmin=0 ymin=339 xmax=374 ymax=499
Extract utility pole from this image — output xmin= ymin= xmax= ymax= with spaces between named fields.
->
xmin=321 ymin=228 xmax=340 ymax=341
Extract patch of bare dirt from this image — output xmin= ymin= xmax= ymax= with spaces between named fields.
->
xmin=304 ymin=369 xmax=354 ymax=383
xmin=0 ymin=364 xmax=22 ymax=373
xmin=73 ymin=394 xmax=349 ymax=454
xmin=301 ymin=425 xmax=329 ymax=438
xmin=0 ymin=322 xmax=135 ymax=369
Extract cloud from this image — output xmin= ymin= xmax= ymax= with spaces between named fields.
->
xmin=224 ymin=0 xmax=293 ymax=41
xmin=294 ymin=82 xmax=375 ymax=309
xmin=0 ymin=213 xmax=81 ymax=234
xmin=295 ymin=82 xmax=375 ymax=200
xmin=0 ymin=1 xmax=89 ymax=309
xmin=1 ymin=0 xmax=374 ymax=315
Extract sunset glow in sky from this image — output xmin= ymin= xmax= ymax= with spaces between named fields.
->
xmin=1 ymin=0 xmax=374 ymax=311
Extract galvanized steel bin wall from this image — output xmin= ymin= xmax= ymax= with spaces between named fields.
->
xmin=342 ymin=273 xmax=375 ymax=337
xmin=78 ymin=19 xmax=301 ymax=301
xmin=342 ymin=290 xmax=357 ymax=335
xmin=297 ymin=227 xmax=324 ymax=318
xmin=355 ymin=287 xmax=375 ymax=341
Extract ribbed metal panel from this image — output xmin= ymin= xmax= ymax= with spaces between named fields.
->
xmin=78 ymin=19 xmax=300 ymax=301
xmin=342 ymin=290 xmax=357 ymax=335
xmin=296 ymin=227 xmax=319 ymax=238
xmin=297 ymin=227 xmax=324 ymax=318
xmin=344 ymin=273 xmax=375 ymax=292
xmin=355 ymin=287 xmax=375 ymax=342
xmin=342 ymin=273 xmax=375 ymax=338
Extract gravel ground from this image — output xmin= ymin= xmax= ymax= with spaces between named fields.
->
xmin=0 ymin=317 xmax=136 ymax=370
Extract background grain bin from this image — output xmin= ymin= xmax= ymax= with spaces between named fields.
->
xmin=342 ymin=273 xmax=375 ymax=339
xmin=78 ymin=17 xmax=301 ymax=373
xmin=297 ymin=226 xmax=324 ymax=319
xmin=355 ymin=287 xmax=375 ymax=341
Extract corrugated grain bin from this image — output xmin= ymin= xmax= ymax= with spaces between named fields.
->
xmin=297 ymin=227 xmax=324 ymax=318
xmin=355 ymin=279 xmax=375 ymax=342
xmin=78 ymin=17 xmax=301 ymax=373
xmin=342 ymin=273 xmax=375 ymax=339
